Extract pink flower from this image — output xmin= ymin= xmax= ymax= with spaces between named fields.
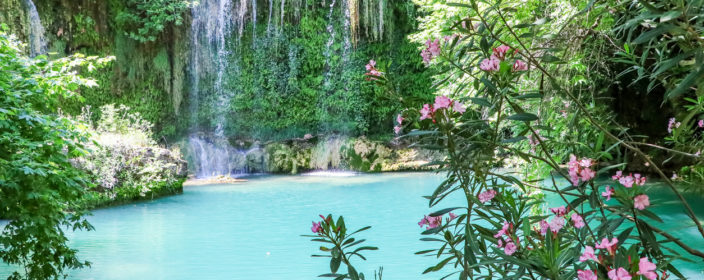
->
xmin=549 ymin=216 xmax=565 ymax=233
xmin=420 ymin=104 xmax=432 ymax=120
xmin=504 ymin=242 xmax=517 ymax=255
xmin=426 ymin=39 xmax=441 ymax=56
xmin=497 ymin=238 xmax=504 ymax=248
xmin=311 ymin=221 xmax=323 ymax=233
xmin=513 ymin=59 xmax=528 ymax=71
xmin=434 ymin=96 xmax=452 ymax=110
xmin=418 ymin=215 xmax=443 ymax=230
xmin=394 ymin=125 xmax=402 ymax=134
xmin=365 ymin=60 xmax=376 ymax=71
xmin=479 ymin=57 xmax=500 ymax=72
xmin=612 ymin=170 xmax=623 ymax=180
xmin=571 ymin=213 xmax=585 ymax=228
xmin=699 ymin=119 xmax=704 ymax=128
xmin=579 ymin=246 xmax=597 ymax=262
xmin=667 ymin=117 xmax=681 ymax=133
xmin=579 ymin=158 xmax=593 ymax=168
xmin=494 ymin=221 xmax=510 ymax=238
xmin=637 ymin=257 xmax=657 ymax=280
xmin=568 ymin=154 xmax=597 ymax=185
xmin=578 ymin=269 xmax=597 ymax=280
xmin=550 ymin=206 xmax=567 ymax=216
xmin=634 ymin=194 xmax=650 ymax=210
xmin=580 ymin=168 xmax=596 ymax=182
xmin=608 ymin=267 xmax=632 ymax=280
xmin=492 ymin=45 xmax=511 ymax=60
xmin=619 ymin=175 xmax=635 ymax=188
xmin=453 ymin=101 xmax=466 ymax=114
xmin=396 ymin=114 xmax=404 ymax=125
xmin=595 ymin=237 xmax=619 ymax=255
xmin=448 ymin=212 xmax=458 ymax=221
xmin=602 ymin=186 xmax=614 ymax=201
xmin=478 ymin=189 xmax=497 ymax=203
xmin=444 ymin=34 xmax=459 ymax=42
xmin=539 ymin=219 xmax=549 ymax=235
xmin=421 ymin=49 xmax=433 ymax=65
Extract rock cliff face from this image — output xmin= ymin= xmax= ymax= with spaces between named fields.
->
xmin=179 ymin=135 xmax=444 ymax=176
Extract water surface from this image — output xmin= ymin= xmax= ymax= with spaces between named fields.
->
xmin=1 ymin=173 xmax=703 ymax=279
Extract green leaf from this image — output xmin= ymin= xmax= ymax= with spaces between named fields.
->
xmin=506 ymin=113 xmax=539 ymax=121
xmin=666 ymin=67 xmax=704 ymax=100
xmin=429 ymin=207 xmax=464 ymax=217
xmin=659 ymin=10 xmax=681 ymax=22
xmin=330 ymin=248 xmax=342 ymax=273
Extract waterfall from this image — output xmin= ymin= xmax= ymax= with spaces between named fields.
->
xmin=252 ymin=0 xmax=257 ymax=42
xmin=188 ymin=0 xmax=238 ymax=178
xmin=267 ymin=0 xmax=273 ymax=35
xmin=24 ymin=0 xmax=46 ymax=57
xmin=280 ymin=0 xmax=285 ymax=29
xmin=322 ymin=0 xmax=337 ymax=89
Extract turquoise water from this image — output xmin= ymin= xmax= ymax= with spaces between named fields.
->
xmin=1 ymin=173 xmax=703 ymax=279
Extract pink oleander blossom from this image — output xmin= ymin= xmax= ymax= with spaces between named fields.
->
xmin=568 ymin=154 xmax=596 ymax=185
xmin=448 ymin=212 xmax=458 ymax=221
xmin=550 ymin=206 xmax=567 ymax=217
xmin=595 ymin=237 xmax=619 ymax=255
xmin=394 ymin=125 xmax=402 ymax=135
xmin=453 ymin=101 xmax=466 ymax=114
xmin=539 ymin=219 xmax=549 ymax=235
xmin=513 ymin=59 xmax=528 ymax=71
xmin=479 ymin=57 xmax=500 ymax=72
xmin=478 ymin=189 xmax=497 ymax=203
xmin=311 ymin=221 xmax=323 ymax=233
xmin=492 ymin=45 xmax=511 ymax=60
xmin=578 ymin=270 xmax=597 ymax=280
xmin=427 ymin=39 xmax=441 ymax=56
xmin=421 ymin=49 xmax=433 ymax=65
xmin=571 ymin=213 xmax=585 ymax=228
xmin=634 ymin=194 xmax=650 ymax=210
xmin=637 ymin=257 xmax=657 ymax=280
xmin=420 ymin=104 xmax=433 ymax=120
xmin=418 ymin=215 xmax=443 ymax=230
xmin=549 ymin=216 xmax=565 ymax=234
xmin=699 ymin=119 xmax=704 ymax=128
xmin=613 ymin=172 xmax=646 ymax=188
xmin=579 ymin=246 xmax=597 ymax=262
xmin=396 ymin=114 xmax=404 ymax=125
xmin=504 ymin=242 xmax=517 ymax=255
xmin=612 ymin=170 xmax=623 ymax=180
xmin=434 ymin=96 xmax=452 ymax=110
xmin=667 ymin=117 xmax=681 ymax=133
xmin=602 ymin=186 xmax=614 ymax=201
xmin=365 ymin=60 xmax=376 ymax=71
xmin=608 ymin=267 xmax=632 ymax=280
xmin=494 ymin=221 xmax=510 ymax=238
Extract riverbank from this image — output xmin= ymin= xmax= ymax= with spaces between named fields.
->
xmin=179 ymin=134 xmax=446 ymax=175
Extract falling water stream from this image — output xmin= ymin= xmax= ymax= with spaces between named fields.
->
xmin=188 ymin=0 xmax=238 ymax=178
xmin=23 ymin=0 xmax=45 ymax=57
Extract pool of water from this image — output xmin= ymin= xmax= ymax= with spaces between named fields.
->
xmin=1 ymin=173 xmax=703 ymax=279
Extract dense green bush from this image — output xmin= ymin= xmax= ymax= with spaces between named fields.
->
xmin=73 ymin=104 xmax=187 ymax=208
xmin=113 ymin=0 xmax=193 ymax=42
xmin=0 ymin=30 xmax=109 ymax=280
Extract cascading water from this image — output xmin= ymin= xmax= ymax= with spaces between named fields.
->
xmin=188 ymin=0 xmax=239 ymax=178
xmin=322 ymin=0 xmax=338 ymax=89
xmin=23 ymin=0 xmax=46 ymax=57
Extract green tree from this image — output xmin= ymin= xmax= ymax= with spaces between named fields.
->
xmin=0 ymin=30 xmax=110 ymax=279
